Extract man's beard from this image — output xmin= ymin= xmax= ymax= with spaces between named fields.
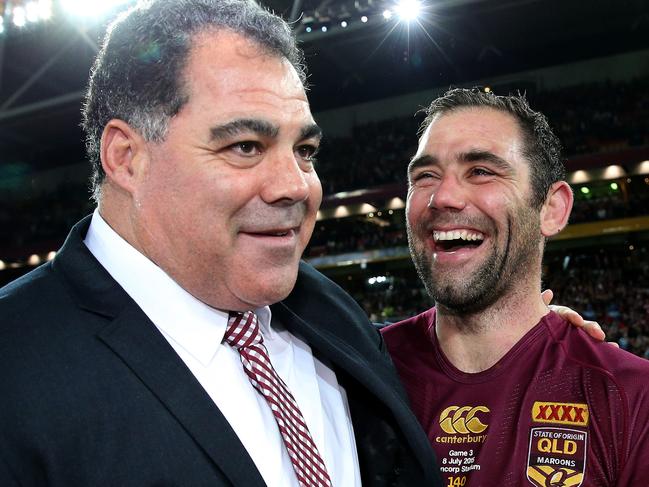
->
xmin=408 ymin=205 xmax=541 ymax=317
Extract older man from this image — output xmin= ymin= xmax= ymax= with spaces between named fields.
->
xmin=382 ymin=89 xmax=649 ymax=486
xmin=0 ymin=1 xmax=440 ymax=485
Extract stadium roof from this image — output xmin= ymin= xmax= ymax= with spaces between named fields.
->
xmin=0 ymin=0 xmax=646 ymax=171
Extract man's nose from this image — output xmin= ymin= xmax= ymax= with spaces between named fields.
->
xmin=428 ymin=174 xmax=467 ymax=211
xmin=261 ymin=149 xmax=311 ymax=205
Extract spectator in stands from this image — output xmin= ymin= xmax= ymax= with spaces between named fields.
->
xmin=0 ymin=1 xmax=440 ymax=485
xmin=382 ymin=88 xmax=649 ymax=486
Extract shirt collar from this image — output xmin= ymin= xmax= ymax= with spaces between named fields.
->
xmin=84 ymin=210 xmax=272 ymax=365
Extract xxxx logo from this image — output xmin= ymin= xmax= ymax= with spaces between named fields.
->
xmin=532 ymin=402 xmax=589 ymax=427
xmin=439 ymin=405 xmax=489 ymax=435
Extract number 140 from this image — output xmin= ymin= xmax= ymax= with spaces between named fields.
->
xmin=447 ymin=476 xmax=467 ymax=487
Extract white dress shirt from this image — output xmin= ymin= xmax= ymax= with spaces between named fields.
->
xmin=84 ymin=211 xmax=361 ymax=487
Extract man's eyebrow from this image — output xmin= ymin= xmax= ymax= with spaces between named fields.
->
xmin=408 ymin=154 xmax=438 ymax=175
xmin=210 ymin=119 xmax=279 ymax=141
xmin=459 ymin=150 xmax=514 ymax=172
xmin=300 ymin=123 xmax=323 ymax=141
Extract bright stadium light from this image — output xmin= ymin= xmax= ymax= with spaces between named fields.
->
xmin=4 ymin=0 xmax=52 ymax=31
xmin=361 ymin=15 xmax=368 ymax=23
xmin=61 ymin=0 xmax=133 ymax=19
xmin=395 ymin=0 xmax=421 ymax=22
xmin=13 ymin=7 xmax=27 ymax=27
xmin=36 ymin=0 xmax=53 ymax=21
xmin=383 ymin=9 xmax=393 ymax=20
xmin=26 ymin=2 xmax=41 ymax=22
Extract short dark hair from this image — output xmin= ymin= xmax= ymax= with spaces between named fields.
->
xmin=82 ymin=0 xmax=306 ymax=201
xmin=420 ymin=87 xmax=566 ymax=209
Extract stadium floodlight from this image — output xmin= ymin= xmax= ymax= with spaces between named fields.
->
xmin=340 ymin=20 xmax=347 ymax=28
xmin=20 ymin=0 xmax=52 ymax=23
xmin=60 ymin=0 xmax=133 ymax=19
xmin=382 ymin=9 xmax=393 ymax=20
xmin=36 ymin=0 xmax=53 ymax=21
xmin=361 ymin=15 xmax=368 ymax=23
xmin=3 ymin=0 xmax=51 ymax=31
xmin=12 ymin=7 xmax=27 ymax=27
xmin=321 ymin=25 xmax=327 ymax=32
xmin=394 ymin=0 xmax=421 ymax=22
xmin=26 ymin=2 xmax=41 ymax=22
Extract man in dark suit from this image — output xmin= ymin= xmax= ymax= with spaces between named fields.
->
xmin=0 ymin=0 xmax=441 ymax=485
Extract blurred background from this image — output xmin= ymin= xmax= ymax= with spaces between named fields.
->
xmin=1 ymin=0 xmax=648 ymax=355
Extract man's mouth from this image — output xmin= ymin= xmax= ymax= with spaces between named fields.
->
xmin=432 ymin=229 xmax=484 ymax=252
xmin=241 ymin=227 xmax=298 ymax=238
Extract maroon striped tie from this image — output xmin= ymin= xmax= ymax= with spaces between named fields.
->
xmin=224 ymin=311 xmax=333 ymax=487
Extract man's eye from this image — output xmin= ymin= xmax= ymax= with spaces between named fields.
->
xmin=231 ymin=141 xmax=262 ymax=156
xmin=471 ymin=167 xmax=494 ymax=177
xmin=413 ymin=172 xmax=436 ymax=181
xmin=296 ymin=144 xmax=319 ymax=161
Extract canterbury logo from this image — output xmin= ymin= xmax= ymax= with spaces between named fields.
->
xmin=439 ymin=405 xmax=489 ymax=434
xmin=532 ymin=402 xmax=589 ymax=427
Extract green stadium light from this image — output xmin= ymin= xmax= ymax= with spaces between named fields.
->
xmin=580 ymin=187 xmax=590 ymax=195
xmin=610 ymin=182 xmax=619 ymax=191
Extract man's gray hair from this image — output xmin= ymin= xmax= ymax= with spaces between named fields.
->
xmin=82 ymin=0 xmax=306 ymax=201
xmin=420 ymin=88 xmax=566 ymax=209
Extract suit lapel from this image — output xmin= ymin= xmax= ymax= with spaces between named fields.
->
xmin=54 ymin=216 xmax=266 ymax=487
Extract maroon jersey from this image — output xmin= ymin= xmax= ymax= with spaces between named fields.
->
xmin=382 ymin=309 xmax=649 ymax=487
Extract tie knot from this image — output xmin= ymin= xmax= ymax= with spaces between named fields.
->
xmin=224 ymin=311 xmax=262 ymax=348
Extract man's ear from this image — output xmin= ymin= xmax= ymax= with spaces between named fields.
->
xmin=100 ymin=119 xmax=148 ymax=194
xmin=540 ymin=181 xmax=573 ymax=237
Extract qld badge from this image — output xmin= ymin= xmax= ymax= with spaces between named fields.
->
xmin=526 ymin=427 xmax=587 ymax=487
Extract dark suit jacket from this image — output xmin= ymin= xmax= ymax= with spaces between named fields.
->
xmin=0 ymin=216 xmax=441 ymax=486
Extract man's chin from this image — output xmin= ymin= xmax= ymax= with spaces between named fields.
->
xmin=433 ymin=280 xmax=507 ymax=317
xmin=240 ymin=268 xmax=300 ymax=308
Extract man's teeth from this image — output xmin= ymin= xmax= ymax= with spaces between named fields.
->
xmin=433 ymin=230 xmax=484 ymax=242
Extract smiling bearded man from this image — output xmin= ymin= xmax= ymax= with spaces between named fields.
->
xmin=382 ymin=88 xmax=649 ymax=487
